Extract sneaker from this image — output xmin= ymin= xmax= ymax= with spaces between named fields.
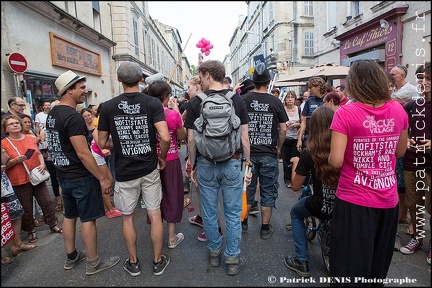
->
xmin=260 ymin=224 xmax=274 ymax=240
xmin=226 ymin=256 xmax=246 ymax=276
xmin=241 ymin=219 xmax=248 ymax=234
xmin=249 ymin=203 xmax=259 ymax=215
xmin=286 ymin=224 xmax=292 ymax=231
xmin=153 ymin=254 xmax=170 ymax=276
xmin=400 ymin=237 xmax=423 ymax=255
xmin=64 ymin=250 xmax=86 ymax=270
xmin=168 ymin=233 xmax=184 ymax=249
xmin=284 ymin=256 xmax=310 ymax=277
xmin=105 ymin=208 xmax=122 ymax=219
xmin=189 ymin=215 xmax=204 ymax=228
xmin=427 ymin=240 xmax=431 ymax=265
xmin=198 ymin=231 xmax=223 ymax=242
xmin=123 ymin=258 xmax=141 ymax=277
xmin=198 ymin=231 xmax=207 ymax=242
xmin=86 ymin=256 xmax=120 ymax=276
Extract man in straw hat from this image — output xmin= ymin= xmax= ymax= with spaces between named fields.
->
xmin=97 ymin=61 xmax=171 ymax=277
xmin=46 ymin=70 xmax=120 ymax=276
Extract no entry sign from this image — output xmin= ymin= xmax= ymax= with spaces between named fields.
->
xmin=7 ymin=53 xmax=28 ymax=74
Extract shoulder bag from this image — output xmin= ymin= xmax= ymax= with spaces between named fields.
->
xmin=5 ymin=138 xmax=50 ymax=186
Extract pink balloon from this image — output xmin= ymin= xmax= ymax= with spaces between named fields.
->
xmin=196 ymin=42 xmax=203 ymax=48
xmin=201 ymin=37 xmax=206 ymax=43
xmin=209 ymin=44 xmax=214 ymax=49
xmin=201 ymin=47 xmax=206 ymax=53
xmin=203 ymin=39 xmax=210 ymax=46
xmin=205 ymin=51 xmax=210 ymax=56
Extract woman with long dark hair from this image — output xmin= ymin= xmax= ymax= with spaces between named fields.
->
xmin=284 ymin=106 xmax=339 ymax=277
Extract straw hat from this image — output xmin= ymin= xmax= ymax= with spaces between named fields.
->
xmin=55 ymin=70 xmax=85 ymax=96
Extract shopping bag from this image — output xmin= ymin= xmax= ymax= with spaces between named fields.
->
xmin=1 ymin=202 xmax=15 ymax=248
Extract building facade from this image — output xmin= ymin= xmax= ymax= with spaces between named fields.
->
xmin=1 ymin=1 xmax=189 ymax=116
xmin=229 ymin=1 xmax=316 ymax=89
xmin=314 ymin=1 xmax=431 ymax=85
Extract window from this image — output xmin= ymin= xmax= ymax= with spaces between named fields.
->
xmin=304 ymin=31 xmax=314 ymax=56
xmin=327 ymin=2 xmax=337 ymax=30
xmin=92 ymin=1 xmax=100 ymax=12
xmin=142 ymin=28 xmax=147 ymax=62
xmin=92 ymin=1 xmax=101 ymax=32
xmin=351 ymin=1 xmax=360 ymax=17
xmin=304 ymin=1 xmax=313 ymax=16
xmin=132 ymin=13 xmax=139 ymax=57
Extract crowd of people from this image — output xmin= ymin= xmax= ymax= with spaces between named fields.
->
xmin=1 ymin=60 xmax=430 ymax=285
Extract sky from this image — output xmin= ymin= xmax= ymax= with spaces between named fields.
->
xmin=148 ymin=1 xmax=247 ymax=67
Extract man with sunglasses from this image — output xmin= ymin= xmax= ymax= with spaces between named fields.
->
xmin=1 ymin=97 xmax=26 ymax=120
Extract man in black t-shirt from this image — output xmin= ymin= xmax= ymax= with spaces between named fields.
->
xmin=98 ymin=61 xmax=171 ymax=276
xmin=46 ymin=70 xmax=119 ymax=276
xmin=241 ymin=63 xmax=288 ymax=240
xmin=184 ymin=60 xmax=250 ymax=276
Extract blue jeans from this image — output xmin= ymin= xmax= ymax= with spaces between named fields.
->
xmin=247 ymin=155 xmax=279 ymax=207
xmin=197 ymin=156 xmax=243 ymax=257
xmin=290 ymin=196 xmax=312 ymax=261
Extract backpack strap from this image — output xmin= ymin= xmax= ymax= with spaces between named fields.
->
xmin=226 ymin=91 xmax=236 ymax=99
xmin=196 ymin=93 xmax=207 ymax=102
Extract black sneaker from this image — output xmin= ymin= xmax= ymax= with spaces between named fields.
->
xmin=241 ymin=219 xmax=248 ymax=234
xmin=248 ymin=202 xmax=259 ymax=215
xmin=260 ymin=224 xmax=274 ymax=240
xmin=284 ymin=256 xmax=310 ymax=277
xmin=153 ymin=255 xmax=170 ymax=276
xmin=123 ymin=258 xmax=141 ymax=277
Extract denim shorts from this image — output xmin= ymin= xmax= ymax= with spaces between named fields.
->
xmin=58 ymin=174 xmax=105 ymax=222
xmin=247 ymin=155 xmax=279 ymax=208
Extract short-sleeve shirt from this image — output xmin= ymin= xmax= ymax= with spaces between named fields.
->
xmin=295 ymin=149 xmax=335 ymax=219
xmin=46 ymin=105 xmax=91 ymax=179
xmin=242 ymin=91 xmax=288 ymax=156
xmin=301 ymin=95 xmax=324 ymax=136
xmin=330 ymin=100 xmax=408 ymax=209
xmin=157 ymin=107 xmax=182 ymax=161
xmin=98 ymin=92 xmax=165 ymax=182
xmin=2 ymin=135 xmax=41 ymax=185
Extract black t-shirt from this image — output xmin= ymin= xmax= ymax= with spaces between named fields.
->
xmin=46 ymin=105 xmax=91 ymax=179
xmin=98 ymin=92 xmax=165 ymax=182
xmin=295 ymin=149 xmax=335 ymax=220
xmin=242 ymin=91 xmax=288 ymax=156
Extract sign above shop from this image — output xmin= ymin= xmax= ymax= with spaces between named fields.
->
xmin=7 ymin=53 xmax=28 ymax=74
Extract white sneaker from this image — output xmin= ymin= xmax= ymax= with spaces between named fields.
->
xmin=168 ymin=233 xmax=184 ymax=249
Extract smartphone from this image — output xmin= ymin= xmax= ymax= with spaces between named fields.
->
xmin=24 ymin=148 xmax=36 ymax=159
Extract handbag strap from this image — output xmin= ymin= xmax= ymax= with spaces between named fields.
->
xmin=5 ymin=137 xmax=31 ymax=175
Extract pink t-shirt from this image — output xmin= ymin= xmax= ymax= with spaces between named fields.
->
xmin=156 ymin=108 xmax=183 ymax=161
xmin=330 ymin=100 xmax=408 ymax=208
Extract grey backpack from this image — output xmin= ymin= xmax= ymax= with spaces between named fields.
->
xmin=193 ymin=91 xmax=241 ymax=163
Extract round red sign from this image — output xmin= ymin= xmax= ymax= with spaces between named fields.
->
xmin=8 ymin=53 xmax=28 ymax=74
